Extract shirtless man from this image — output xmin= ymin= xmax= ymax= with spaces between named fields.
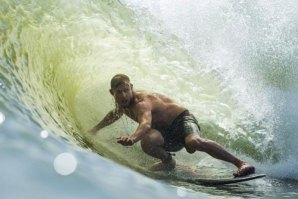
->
xmin=89 ymin=74 xmax=255 ymax=177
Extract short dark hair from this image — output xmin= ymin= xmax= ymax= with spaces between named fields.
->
xmin=110 ymin=74 xmax=130 ymax=89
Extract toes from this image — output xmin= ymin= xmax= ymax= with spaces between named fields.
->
xmin=233 ymin=165 xmax=255 ymax=177
xmin=245 ymin=166 xmax=255 ymax=175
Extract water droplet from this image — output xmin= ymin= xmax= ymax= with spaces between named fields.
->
xmin=40 ymin=130 xmax=49 ymax=138
xmin=54 ymin=153 xmax=77 ymax=176
xmin=0 ymin=112 xmax=5 ymax=125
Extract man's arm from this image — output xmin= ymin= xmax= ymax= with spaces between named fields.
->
xmin=89 ymin=109 xmax=123 ymax=134
xmin=117 ymin=102 xmax=151 ymax=145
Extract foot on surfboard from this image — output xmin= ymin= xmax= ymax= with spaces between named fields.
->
xmin=150 ymin=159 xmax=176 ymax=171
xmin=233 ymin=163 xmax=255 ymax=177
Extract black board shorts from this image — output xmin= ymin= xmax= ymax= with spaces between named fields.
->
xmin=156 ymin=110 xmax=201 ymax=152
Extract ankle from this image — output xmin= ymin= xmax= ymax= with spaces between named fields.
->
xmin=233 ymin=159 xmax=245 ymax=168
xmin=235 ymin=160 xmax=245 ymax=168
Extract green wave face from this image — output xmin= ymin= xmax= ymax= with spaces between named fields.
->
xmin=0 ymin=0 xmax=281 ymax=171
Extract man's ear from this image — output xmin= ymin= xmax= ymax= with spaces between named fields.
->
xmin=109 ymin=89 xmax=114 ymax=95
xmin=130 ymin=83 xmax=133 ymax=90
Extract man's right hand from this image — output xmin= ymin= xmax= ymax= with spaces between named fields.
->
xmin=117 ymin=136 xmax=134 ymax=146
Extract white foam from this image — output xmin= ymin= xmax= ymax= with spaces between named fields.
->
xmin=267 ymin=156 xmax=298 ymax=180
xmin=176 ymin=187 xmax=188 ymax=198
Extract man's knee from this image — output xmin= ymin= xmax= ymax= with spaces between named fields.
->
xmin=185 ymin=134 xmax=207 ymax=152
xmin=141 ymin=129 xmax=164 ymax=151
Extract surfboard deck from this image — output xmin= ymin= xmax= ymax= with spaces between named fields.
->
xmin=185 ymin=173 xmax=266 ymax=186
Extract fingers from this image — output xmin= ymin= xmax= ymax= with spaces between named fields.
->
xmin=116 ymin=136 xmax=133 ymax=146
xmin=117 ymin=136 xmax=129 ymax=142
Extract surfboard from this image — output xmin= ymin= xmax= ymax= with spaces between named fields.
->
xmin=155 ymin=165 xmax=266 ymax=186
xmin=185 ymin=173 xmax=266 ymax=186
xmin=138 ymin=163 xmax=266 ymax=187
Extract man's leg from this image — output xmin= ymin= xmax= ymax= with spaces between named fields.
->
xmin=185 ymin=134 xmax=255 ymax=177
xmin=140 ymin=129 xmax=176 ymax=171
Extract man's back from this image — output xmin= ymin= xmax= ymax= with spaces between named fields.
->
xmin=125 ymin=91 xmax=187 ymax=128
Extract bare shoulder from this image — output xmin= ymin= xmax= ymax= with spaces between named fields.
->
xmin=134 ymin=91 xmax=147 ymax=102
xmin=150 ymin=92 xmax=176 ymax=103
xmin=133 ymin=91 xmax=151 ymax=108
xmin=135 ymin=91 xmax=165 ymax=101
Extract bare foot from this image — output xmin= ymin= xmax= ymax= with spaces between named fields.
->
xmin=233 ymin=162 xmax=255 ymax=177
xmin=150 ymin=159 xmax=176 ymax=171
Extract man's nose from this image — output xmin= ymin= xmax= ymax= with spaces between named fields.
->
xmin=120 ymin=91 xmax=127 ymax=98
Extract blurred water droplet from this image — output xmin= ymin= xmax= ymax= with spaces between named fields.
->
xmin=54 ymin=153 xmax=77 ymax=176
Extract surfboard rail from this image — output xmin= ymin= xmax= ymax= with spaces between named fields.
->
xmin=185 ymin=173 xmax=266 ymax=186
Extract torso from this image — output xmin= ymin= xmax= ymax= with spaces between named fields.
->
xmin=122 ymin=91 xmax=187 ymax=128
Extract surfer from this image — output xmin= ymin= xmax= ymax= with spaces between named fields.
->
xmin=89 ymin=74 xmax=255 ymax=177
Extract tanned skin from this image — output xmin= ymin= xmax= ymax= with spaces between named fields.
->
xmin=89 ymin=79 xmax=255 ymax=176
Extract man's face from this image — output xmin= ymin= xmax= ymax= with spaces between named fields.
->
xmin=110 ymin=82 xmax=133 ymax=108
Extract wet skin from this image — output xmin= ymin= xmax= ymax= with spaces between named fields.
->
xmin=89 ymin=82 xmax=255 ymax=176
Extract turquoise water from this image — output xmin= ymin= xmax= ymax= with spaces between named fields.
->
xmin=1 ymin=0 xmax=298 ymax=198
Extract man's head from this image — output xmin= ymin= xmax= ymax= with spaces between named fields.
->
xmin=109 ymin=74 xmax=134 ymax=108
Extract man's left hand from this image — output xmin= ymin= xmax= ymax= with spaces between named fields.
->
xmin=117 ymin=136 xmax=134 ymax=146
